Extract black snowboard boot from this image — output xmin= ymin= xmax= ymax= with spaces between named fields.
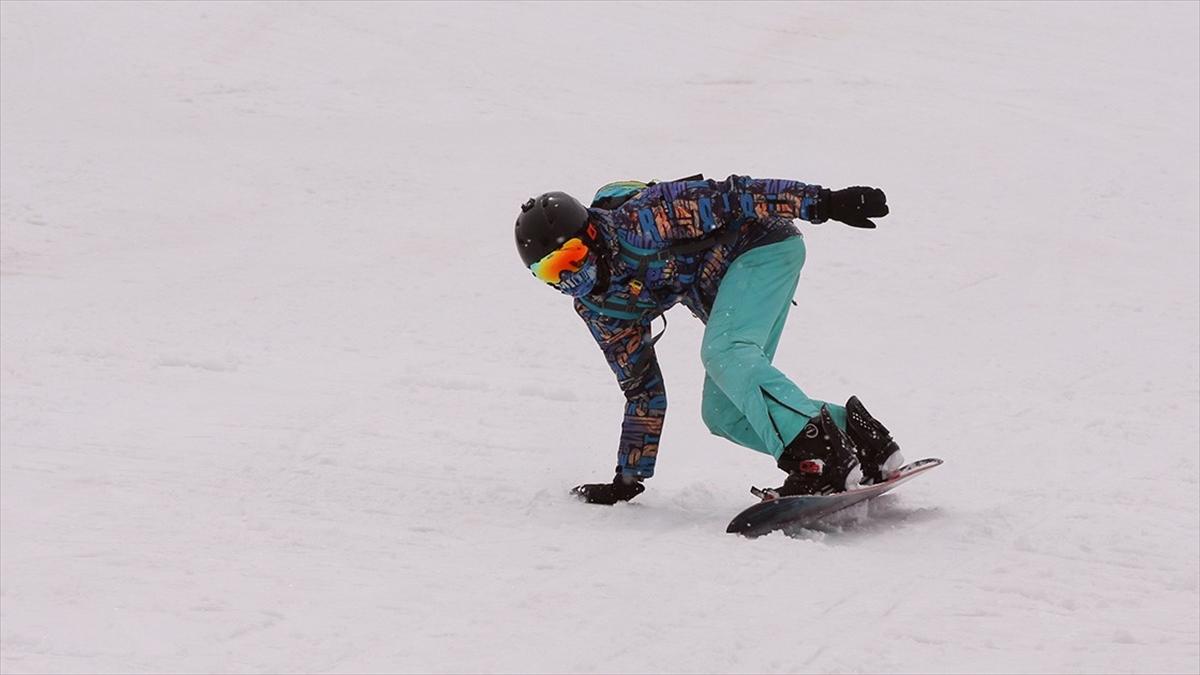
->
xmin=845 ymin=395 xmax=905 ymax=484
xmin=767 ymin=405 xmax=863 ymax=498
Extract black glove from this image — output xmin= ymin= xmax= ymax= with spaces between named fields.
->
xmin=820 ymin=186 xmax=889 ymax=229
xmin=572 ymin=473 xmax=645 ymax=505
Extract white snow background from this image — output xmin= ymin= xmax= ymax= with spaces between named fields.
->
xmin=2 ymin=2 xmax=1198 ymax=673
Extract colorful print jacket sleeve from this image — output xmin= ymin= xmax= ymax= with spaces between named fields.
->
xmin=574 ymin=175 xmax=826 ymax=480
xmin=574 ymin=307 xmax=666 ymax=479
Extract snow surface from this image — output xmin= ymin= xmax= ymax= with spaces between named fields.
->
xmin=2 ymin=2 xmax=1198 ymax=673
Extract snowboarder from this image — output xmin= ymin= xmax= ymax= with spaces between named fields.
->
xmin=514 ymin=175 xmax=905 ymax=505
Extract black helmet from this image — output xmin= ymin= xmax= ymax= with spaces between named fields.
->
xmin=515 ymin=192 xmax=591 ymax=267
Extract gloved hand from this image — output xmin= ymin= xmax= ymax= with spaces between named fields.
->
xmin=571 ymin=473 xmax=645 ymax=505
xmin=820 ymin=187 xmax=889 ymax=229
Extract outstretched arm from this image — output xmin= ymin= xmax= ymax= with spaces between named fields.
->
xmin=643 ymin=175 xmax=889 ymax=230
xmin=728 ymin=175 xmax=890 ymax=229
xmin=570 ymin=302 xmax=666 ymax=503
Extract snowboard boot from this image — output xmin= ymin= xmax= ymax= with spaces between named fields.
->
xmin=766 ymin=405 xmax=863 ymax=498
xmin=845 ymin=395 xmax=905 ymax=484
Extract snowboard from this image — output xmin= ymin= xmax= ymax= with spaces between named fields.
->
xmin=726 ymin=458 xmax=943 ymax=537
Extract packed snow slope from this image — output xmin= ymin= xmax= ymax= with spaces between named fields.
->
xmin=2 ymin=2 xmax=1198 ymax=673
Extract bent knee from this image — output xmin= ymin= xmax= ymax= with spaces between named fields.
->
xmin=700 ymin=337 xmax=761 ymax=374
xmin=700 ymin=397 xmax=723 ymax=433
xmin=699 ymin=334 xmax=737 ymax=372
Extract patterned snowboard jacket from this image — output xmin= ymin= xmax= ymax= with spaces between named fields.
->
xmin=575 ymin=174 xmax=828 ymax=479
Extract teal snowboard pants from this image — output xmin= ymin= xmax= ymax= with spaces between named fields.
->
xmin=700 ymin=236 xmax=848 ymax=459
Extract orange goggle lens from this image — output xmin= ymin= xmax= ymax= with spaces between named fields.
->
xmin=529 ymin=238 xmax=589 ymax=284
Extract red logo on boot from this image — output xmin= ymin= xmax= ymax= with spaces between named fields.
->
xmin=798 ymin=459 xmax=825 ymax=475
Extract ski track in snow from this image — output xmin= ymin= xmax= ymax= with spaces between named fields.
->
xmin=1 ymin=2 xmax=1198 ymax=673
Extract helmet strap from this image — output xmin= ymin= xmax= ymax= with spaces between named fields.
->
xmin=591 ymin=252 xmax=611 ymax=296
xmin=579 ymin=217 xmax=613 ymax=295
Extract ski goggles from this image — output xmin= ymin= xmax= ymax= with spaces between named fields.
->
xmin=529 ymin=237 xmax=590 ymax=285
